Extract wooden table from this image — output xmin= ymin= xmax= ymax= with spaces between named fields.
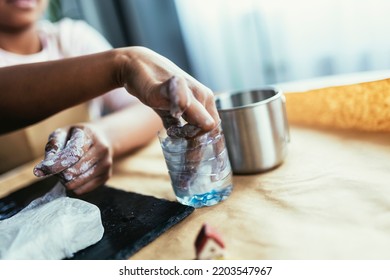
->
xmin=2 ymin=71 xmax=390 ymax=260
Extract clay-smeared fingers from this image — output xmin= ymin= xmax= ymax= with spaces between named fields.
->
xmin=72 ymin=172 xmax=111 ymax=195
xmin=44 ymin=128 xmax=68 ymax=158
xmin=181 ymin=96 xmax=216 ymax=131
xmin=59 ymin=145 xmax=112 ymax=192
xmin=160 ymin=76 xmax=191 ymax=118
xmin=180 ymin=82 xmax=219 ymax=132
xmin=148 ymin=76 xmax=217 ymax=132
xmin=55 ymin=125 xmax=112 ymax=194
xmin=33 ymin=128 xmax=68 ymax=177
xmin=33 ymin=127 xmax=92 ymax=177
xmin=57 ymin=154 xmax=99 ymax=186
xmin=154 ymin=109 xmax=181 ymax=129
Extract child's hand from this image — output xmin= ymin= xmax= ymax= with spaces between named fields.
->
xmin=33 ymin=124 xmax=113 ymax=195
xmin=120 ymin=47 xmax=220 ymax=132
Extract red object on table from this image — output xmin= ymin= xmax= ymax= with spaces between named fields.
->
xmin=195 ymin=223 xmax=225 ymax=260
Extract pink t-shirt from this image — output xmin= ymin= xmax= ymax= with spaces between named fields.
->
xmin=0 ymin=18 xmax=112 ymax=66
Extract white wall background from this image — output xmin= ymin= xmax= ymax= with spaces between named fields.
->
xmin=175 ymin=0 xmax=390 ymax=91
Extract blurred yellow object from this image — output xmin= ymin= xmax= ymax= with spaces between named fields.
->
xmin=284 ymin=78 xmax=390 ymax=131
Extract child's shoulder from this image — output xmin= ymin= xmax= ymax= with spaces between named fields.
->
xmin=38 ymin=18 xmax=111 ymax=56
xmin=38 ymin=18 xmax=94 ymax=36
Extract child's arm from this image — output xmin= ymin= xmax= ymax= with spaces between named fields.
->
xmin=0 ymin=46 xmax=218 ymax=134
xmin=1 ymin=46 xmax=220 ymax=194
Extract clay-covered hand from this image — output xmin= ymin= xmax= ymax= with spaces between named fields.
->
xmin=33 ymin=123 xmax=113 ymax=195
xmin=120 ymin=47 xmax=220 ymax=133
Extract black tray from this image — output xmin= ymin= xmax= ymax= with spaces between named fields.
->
xmin=0 ymin=176 xmax=194 ymax=260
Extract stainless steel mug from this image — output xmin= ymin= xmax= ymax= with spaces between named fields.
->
xmin=215 ymin=87 xmax=290 ymax=174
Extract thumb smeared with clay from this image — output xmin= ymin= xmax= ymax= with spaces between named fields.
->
xmin=34 ymin=127 xmax=90 ymax=176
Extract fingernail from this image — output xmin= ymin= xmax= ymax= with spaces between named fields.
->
xmin=204 ymin=115 xmax=215 ymax=129
xmin=33 ymin=167 xmax=45 ymax=177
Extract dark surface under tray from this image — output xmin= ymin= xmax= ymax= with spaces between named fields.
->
xmin=0 ymin=176 xmax=194 ymax=260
